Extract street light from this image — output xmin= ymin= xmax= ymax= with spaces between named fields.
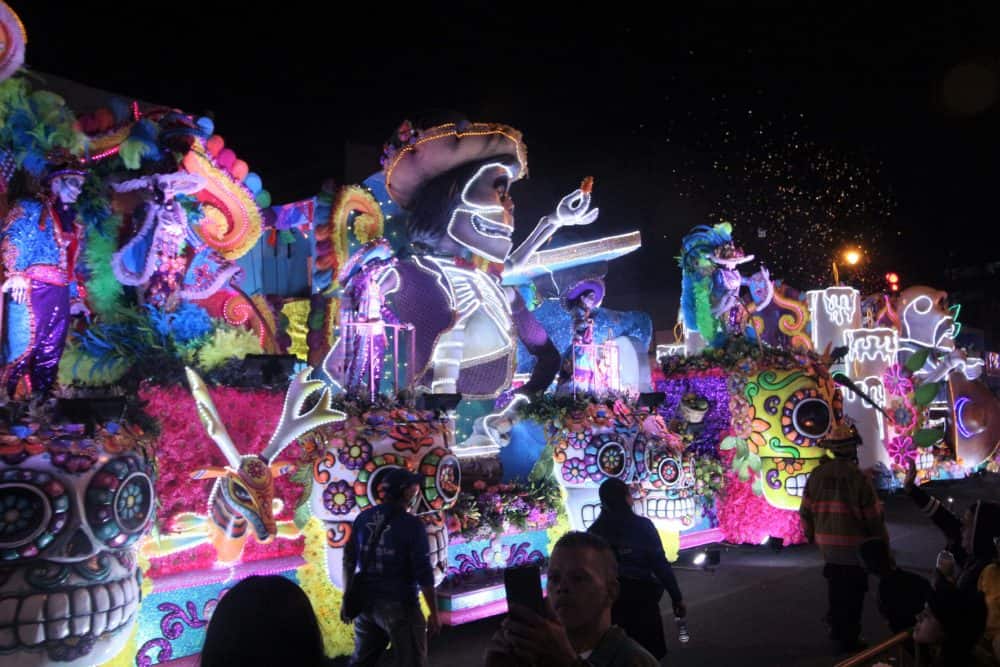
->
xmin=833 ymin=247 xmax=864 ymax=285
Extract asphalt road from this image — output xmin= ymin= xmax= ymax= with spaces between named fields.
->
xmin=378 ymin=474 xmax=1000 ymax=666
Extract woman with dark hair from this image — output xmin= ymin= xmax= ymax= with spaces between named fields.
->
xmin=587 ymin=478 xmax=685 ymax=660
xmin=200 ymin=575 xmax=328 ymax=667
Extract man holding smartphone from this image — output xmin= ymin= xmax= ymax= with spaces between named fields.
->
xmin=485 ymin=531 xmax=659 ymax=666
xmin=342 ymin=468 xmax=440 ymax=667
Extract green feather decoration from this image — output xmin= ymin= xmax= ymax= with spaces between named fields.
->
xmin=83 ymin=214 xmax=126 ymax=318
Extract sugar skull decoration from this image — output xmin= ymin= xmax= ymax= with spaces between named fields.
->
xmin=307 ymin=408 xmax=461 ymax=587
xmin=0 ymin=405 xmax=155 ymax=666
xmin=724 ymin=363 xmax=843 ymax=510
xmin=183 ymin=367 xmax=346 ymax=563
xmin=553 ymin=402 xmax=696 ymax=531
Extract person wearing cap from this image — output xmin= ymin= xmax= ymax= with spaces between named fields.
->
xmin=913 ymin=586 xmax=989 ymax=666
xmin=1 ymin=163 xmax=88 ymax=398
xmin=800 ymin=422 xmax=889 ymax=654
xmin=341 ymin=467 xmax=439 ymax=666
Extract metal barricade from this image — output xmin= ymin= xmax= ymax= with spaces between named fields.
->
xmin=834 ymin=632 xmax=914 ymax=667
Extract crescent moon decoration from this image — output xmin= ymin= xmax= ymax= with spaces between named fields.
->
xmin=0 ymin=2 xmax=26 ymax=83
xmin=182 ymin=137 xmax=263 ymax=260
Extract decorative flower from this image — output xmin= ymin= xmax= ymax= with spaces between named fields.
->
xmin=49 ymin=438 xmax=99 ymax=473
xmin=565 ymin=410 xmax=590 ymax=433
xmin=553 ymin=437 xmax=570 ymax=463
xmin=323 ymin=480 xmax=356 ymax=515
xmin=116 ymin=478 xmax=147 ymax=527
xmin=883 ymin=364 xmax=913 ymax=397
xmin=888 ymin=398 xmax=917 ymax=434
xmin=587 ymin=403 xmax=613 ymax=428
xmin=776 ymin=458 xmax=804 ymax=474
xmin=96 ymin=422 xmax=138 ymax=454
xmin=0 ymin=425 xmax=45 ymax=464
xmin=746 ymin=407 xmax=771 ymax=454
xmin=561 ymin=457 xmax=588 ymax=483
xmin=568 ymin=428 xmax=591 ymax=448
xmin=337 ymin=438 xmax=372 ymax=470
xmin=886 ymin=436 xmax=917 ymax=467
xmin=389 ymin=421 xmax=434 ymax=453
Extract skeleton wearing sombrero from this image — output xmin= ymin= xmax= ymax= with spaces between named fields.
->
xmin=348 ymin=117 xmax=608 ymax=399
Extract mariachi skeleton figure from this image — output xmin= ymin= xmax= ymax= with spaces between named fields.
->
xmin=325 ymin=240 xmax=404 ymax=398
xmin=111 ymin=172 xmax=241 ymax=312
xmin=334 ymin=118 xmax=601 ymax=400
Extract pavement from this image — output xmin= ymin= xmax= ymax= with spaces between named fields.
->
xmin=409 ymin=473 xmax=999 ymax=666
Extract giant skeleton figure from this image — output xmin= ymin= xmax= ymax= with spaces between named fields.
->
xmin=325 ymin=120 xmax=601 ymax=399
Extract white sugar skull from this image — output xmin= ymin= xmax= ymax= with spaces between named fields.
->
xmin=0 ymin=417 xmax=155 ymax=666
xmin=307 ymin=410 xmax=461 ymax=588
xmin=555 ymin=404 xmax=695 ymax=532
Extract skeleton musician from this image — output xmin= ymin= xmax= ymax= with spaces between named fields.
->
xmin=325 ymin=116 xmax=640 ymax=406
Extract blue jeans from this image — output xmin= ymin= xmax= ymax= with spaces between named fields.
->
xmin=350 ymin=600 xmax=427 ymax=667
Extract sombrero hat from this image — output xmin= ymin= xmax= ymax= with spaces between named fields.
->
xmin=338 ymin=239 xmax=395 ymax=285
xmin=710 ymin=242 xmax=754 ymax=268
xmin=564 ymin=278 xmax=606 ymax=306
xmin=381 ymin=118 xmax=528 ymax=210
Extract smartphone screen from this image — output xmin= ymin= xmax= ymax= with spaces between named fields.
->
xmin=504 ymin=565 xmax=544 ymax=614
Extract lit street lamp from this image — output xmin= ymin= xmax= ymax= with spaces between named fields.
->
xmin=832 ymin=248 xmax=864 ymax=285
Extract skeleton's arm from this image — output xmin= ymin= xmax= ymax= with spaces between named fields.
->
xmin=505 ymin=187 xmax=599 ymax=271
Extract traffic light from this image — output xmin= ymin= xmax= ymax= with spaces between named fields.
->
xmin=886 ymin=272 xmax=900 ymax=292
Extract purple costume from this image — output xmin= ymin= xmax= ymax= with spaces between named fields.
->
xmin=1 ymin=198 xmax=84 ymax=396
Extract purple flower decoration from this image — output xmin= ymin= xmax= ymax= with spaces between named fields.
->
xmin=561 ymin=457 xmax=588 ymax=484
xmin=338 ymin=438 xmax=372 ymax=471
xmin=323 ymin=480 xmax=356 ymax=515
xmin=568 ymin=428 xmax=591 ymax=449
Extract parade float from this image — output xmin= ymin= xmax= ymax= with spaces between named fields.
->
xmin=1 ymin=4 xmax=999 ymax=665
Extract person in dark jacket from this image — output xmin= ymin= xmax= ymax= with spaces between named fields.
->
xmin=904 ymin=458 xmax=1000 ymax=596
xmin=341 ymin=468 xmax=440 ymax=667
xmin=858 ymin=537 xmax=933 ymax=634
xmin=587 ymin=478 xmax=685 ymax=660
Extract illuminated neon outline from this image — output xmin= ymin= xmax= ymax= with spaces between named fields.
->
xmin=445 ymin=162 xmax=516 ymax=263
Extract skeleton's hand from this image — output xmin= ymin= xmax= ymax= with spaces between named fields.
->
xmin=1 ymin=274 xmax=29 ymax=304
xmin=551 ymin=188 xmax=599 ymax=227
xmin=70 ymin=299 xmax=91 ymax=319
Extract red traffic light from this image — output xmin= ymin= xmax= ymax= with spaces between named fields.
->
xmin=885 ymin=272 xmax=899 ymax=284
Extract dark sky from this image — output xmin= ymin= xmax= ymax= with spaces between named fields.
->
xmin=13 ymin=3 xmax=1000 ymax=331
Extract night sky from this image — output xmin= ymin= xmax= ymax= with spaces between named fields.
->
xmin=13 ymin=4 xmax=999 ymax=333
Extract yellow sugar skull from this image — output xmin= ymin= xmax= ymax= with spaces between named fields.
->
xmin=738 ymin=366 xmax=843 ymax=510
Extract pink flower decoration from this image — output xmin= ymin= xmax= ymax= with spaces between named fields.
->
xmin=883 ymin=364 xmax=912 ymax=397
xmin=886 ymin=436 xmax=917 ymax=467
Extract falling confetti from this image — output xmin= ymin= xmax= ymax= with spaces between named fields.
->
xmin=670 ymin=110 xmax=899 ymax=293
